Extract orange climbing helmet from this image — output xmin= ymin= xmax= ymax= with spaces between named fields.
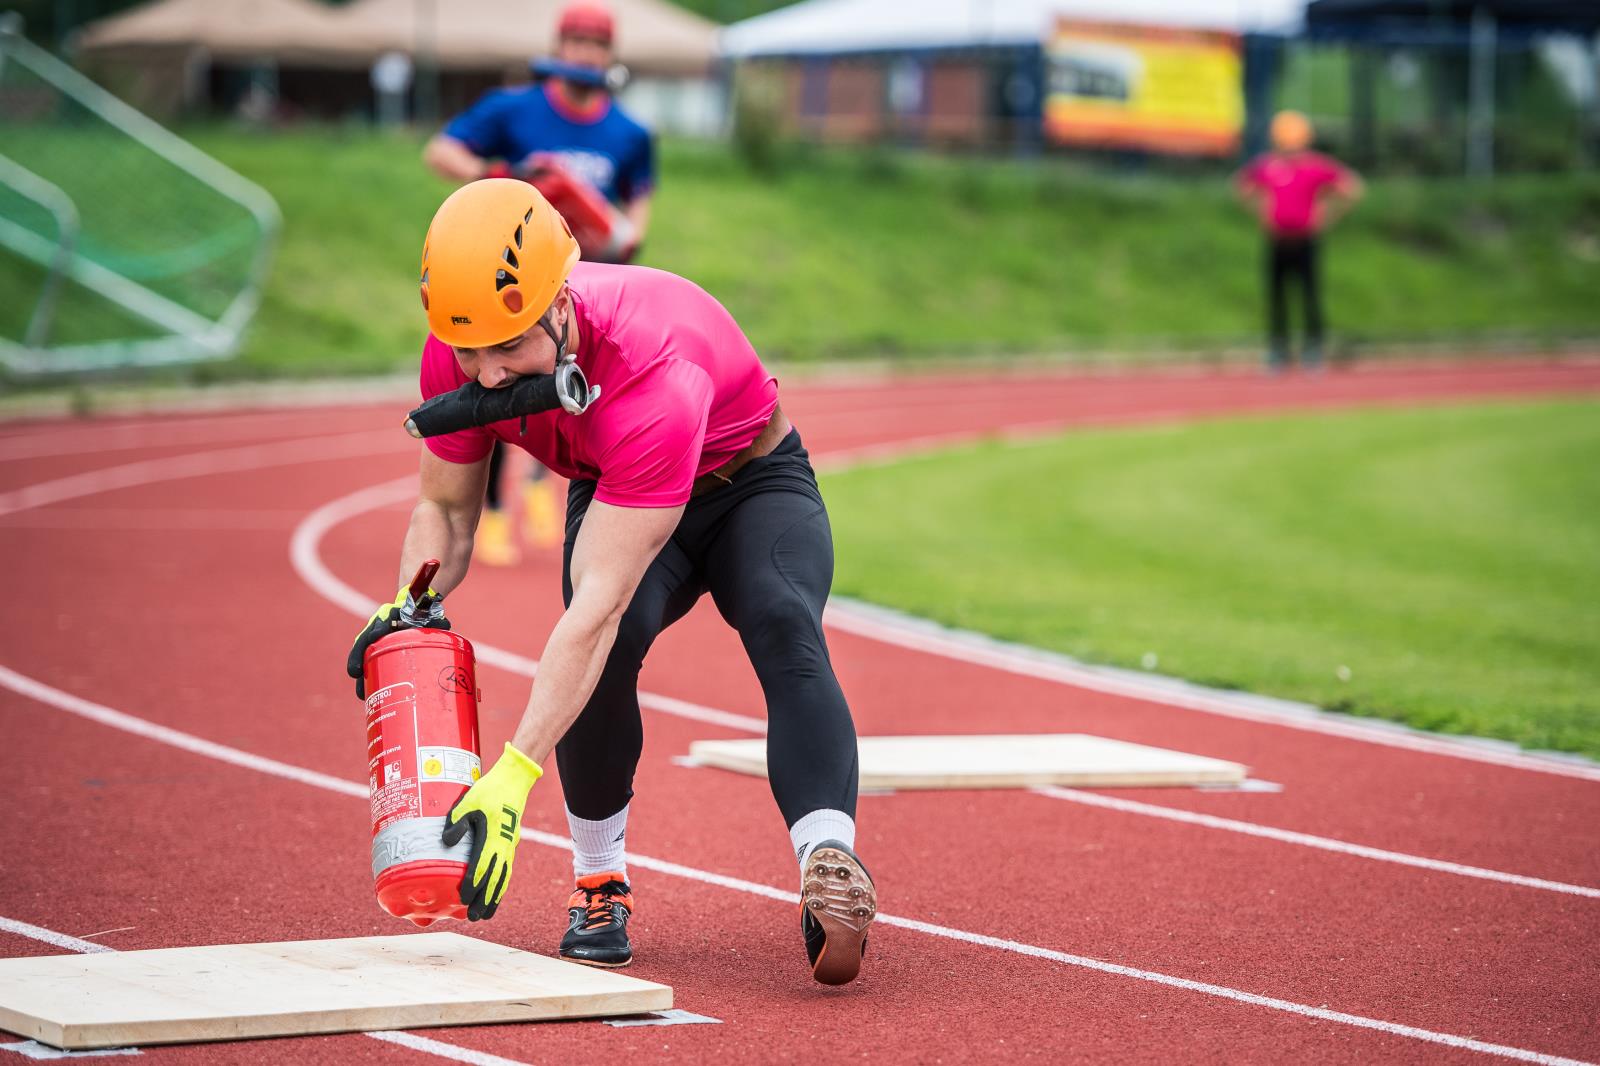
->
xmin=419 ymin=178 xmax=580 ymax=349
xmin=1270 ymin=110 xmax=1314 ymax=153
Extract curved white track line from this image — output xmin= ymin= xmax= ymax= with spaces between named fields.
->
xmin=291 ymin=479 xmax=1600 ymax=900
xmin=286 ymin=476 xmax=767 ymax=735
xmin=1035 ymin=787 xmax=1600 ymax=900
xmin=821 ymin=599 xmax=1600 ymax=783
xmin=0 ymin=429 xmax=402 ymax=519
xmin=7 ymin=402 xmax=1589 ymax=781
xmin=0 ymin=410 xmax=342 ymax=463
xmin=0 ymin=666 xmax=1590 ymax=1066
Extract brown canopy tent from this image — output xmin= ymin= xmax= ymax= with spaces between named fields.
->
xmin=76 ymin=0 xmax=348 ymax=64
xmin=74 ymin=0 xmax=720 ymax=119
xmin=329 ymin=0 xmax=718 ymax=79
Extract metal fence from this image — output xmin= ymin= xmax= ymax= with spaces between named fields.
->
xmin=0 ymin=17 xmax=280 ymax=375
xmin=1267 ymin=28 xmax=1597 ymax=176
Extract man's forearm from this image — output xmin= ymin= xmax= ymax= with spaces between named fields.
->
xmin=510 ymin=599 xmax=623 ymax=763
xmin=624 ymin=194 xmax=651 ymax=243
xmin=399 ymin=498 xmax=476 ymax=595
xmin=424 ymin=136 xmax=490 ymax=183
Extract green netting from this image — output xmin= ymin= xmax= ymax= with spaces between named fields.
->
xmin=0 ymin=245 xmax=168 ymax=346
xmin=0 ymin=27 xmax=277 ymax=372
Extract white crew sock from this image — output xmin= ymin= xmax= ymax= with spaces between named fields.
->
xmin=789 ymin=808 xmax=856 ymax=872
xmin=567 ymin=803 xmax=629 ymax=881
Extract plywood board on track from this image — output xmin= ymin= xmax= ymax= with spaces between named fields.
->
xmin=0 ymin=932 xmax=671 ymax=1050
xmin=689 ymin=734 xmax=1246 ymax=790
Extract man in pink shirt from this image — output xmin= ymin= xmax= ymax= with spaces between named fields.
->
xmin=346 ymin=179 xmax=874 ymax=986
xmin=1236 ymin=110 xmax=1364 ymax=370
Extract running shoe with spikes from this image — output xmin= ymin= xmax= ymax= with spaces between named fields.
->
xmin=559 ymin=872 xmax=633 ymax=968
xmin=800 ymin=840 xmax=875 ymax=986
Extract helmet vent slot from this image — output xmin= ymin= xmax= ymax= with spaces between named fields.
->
xmin=503 ymin=247 xmax=520 ymax=269
xmin=495 ymin=269 xmax=519 ymax=291
xmin=513 ymin=225 xmax=524 ymax=250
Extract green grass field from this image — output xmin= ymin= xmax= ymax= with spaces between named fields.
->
xmin=820 ymin=399 xmax=1600 ymax=758
xmin=153 ymin=129 xmax=1600 ymax=380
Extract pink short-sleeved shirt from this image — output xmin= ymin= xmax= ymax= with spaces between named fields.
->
xmin=1238 ymin=151 xmax=1353 ymax=237
xmin=419 ymin=262 xmax=778 ymax=509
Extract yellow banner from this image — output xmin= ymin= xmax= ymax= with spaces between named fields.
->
xmin=1045 ymin=19 xmax=1243 ymax=156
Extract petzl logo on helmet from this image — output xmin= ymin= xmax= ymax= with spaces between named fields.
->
xmin=451 ymin=315 xmax=472 ymax=325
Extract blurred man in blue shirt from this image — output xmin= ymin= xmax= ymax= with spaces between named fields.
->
xmin=424 ymin=1 xmax=654 ymax=261
xmin=423 ymin=0 xmax=657 ymax=564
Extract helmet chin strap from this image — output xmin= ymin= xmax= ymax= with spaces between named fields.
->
xmin=538 ymin=310 xmax=571 ymax=365
xmin=534 ymin=297 xmax=600 ymax=416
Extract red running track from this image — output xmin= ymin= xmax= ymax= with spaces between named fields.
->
xmin=3 ymin=359 xmax=1599 ymax=1065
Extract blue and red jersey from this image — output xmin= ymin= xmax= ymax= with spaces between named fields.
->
xmin=444 ymin=83 xmax=654 ymax=206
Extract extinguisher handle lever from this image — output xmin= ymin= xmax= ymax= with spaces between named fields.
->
xmin=407 ymin=559 xmax=441 ymax=603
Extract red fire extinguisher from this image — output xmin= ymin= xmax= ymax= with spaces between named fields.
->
xmin=363 ymin=559 xmax=482 ymax=927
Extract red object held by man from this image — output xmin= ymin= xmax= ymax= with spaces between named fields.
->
xmin=525 ymin=155 xmax=637 ymax=263
xmin=364 ymin=595 xmax=483 ymax=927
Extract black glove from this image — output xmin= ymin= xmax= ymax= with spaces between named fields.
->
xmin=345 ymin=584 xmax=450 ymax=700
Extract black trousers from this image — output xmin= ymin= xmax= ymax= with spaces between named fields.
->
xmin=556 ymin=429 xmax=860 ymax=828
xmin=1267 ymin=236 xmax=1324 ymax=364
xmin=485 ymin=440 xmax=547 ymax=510
xmin=485 ymin=440 xmax=507 ymax=510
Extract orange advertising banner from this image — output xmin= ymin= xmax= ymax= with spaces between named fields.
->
xmin=1044 ymin=18 xmax=1244 ymax=156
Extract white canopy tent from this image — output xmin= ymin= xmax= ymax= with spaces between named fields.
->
xmin=722 ymin=0 xmax=1308 ymax=57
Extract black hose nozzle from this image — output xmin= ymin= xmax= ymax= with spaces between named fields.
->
xmin=404 ymin=365 xmax=597 ymax=439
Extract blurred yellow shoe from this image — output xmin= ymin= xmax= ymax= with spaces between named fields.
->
xmin=475 ymin=509 xmax=520 ymax=567
xmin=522 ymin=478 xmax=561 ymax=549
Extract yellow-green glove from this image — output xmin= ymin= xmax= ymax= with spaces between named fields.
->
xmin=442 ymin=742 xmax=543 ymax=921
xmin=345 ymin=582 xmax=449 ymax=700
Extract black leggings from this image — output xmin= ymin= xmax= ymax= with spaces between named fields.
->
xmin=556 ymin=429 xmax=859 ymax=828
xmin=485 ymin=440 xmax=507 ymax=510
xmin=1268 ymin=236 xmax=1324 ymax=363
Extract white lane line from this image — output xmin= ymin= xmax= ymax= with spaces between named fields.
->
xmin=0 ymin=430 xmax=405 ymax=518
xmin=364 ymin=1032 xmax=536 ymax=1065
xmin=0 ymin=913 xmax=534 ymax=1065
xmin=603 ymin=1010 xmax=721 ymax=1028
xmin=291 ymin=480 xmax=1600 ymax=899
xmin=0 ymin=918 xmax=113 ymax=956
xmin=1 ymin=670 xmax=1592 ymax=1066
xmin=877 ymin=911 xmax=1595 ymax=1066
xmin=0 ymin=1041 xmax=139 ymax=1060
xmin=1034 ymin=787 xmax=1600 ymax=899
xmin=0 ymin=411 xmax=356 ymax=463
xmin=1 ymin=508 xmax=323 ymax=532
xmin=820 ymin=598 xmax=1600 ymax=783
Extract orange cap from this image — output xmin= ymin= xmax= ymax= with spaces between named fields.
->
xmin=1271 ymin=110 xmax=1314 ymax=152
xmin=419 ymin=179 xmax=580 ymax=349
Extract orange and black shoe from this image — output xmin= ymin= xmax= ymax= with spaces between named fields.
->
xmin=800 ymin=841 xmax=876 ymax=986
xmin=559 ymin=872 xmax=634 ymax=968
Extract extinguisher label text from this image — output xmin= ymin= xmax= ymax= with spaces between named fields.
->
xmin=416 ymin=745 xmax=482 ymax=787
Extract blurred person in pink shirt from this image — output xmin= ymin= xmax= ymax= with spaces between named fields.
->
xmin=1236 ymin=111 xmax=1365 ymax=371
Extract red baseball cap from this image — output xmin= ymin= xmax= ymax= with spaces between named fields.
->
xmin=558 ymin=2 xmax=615 ymax=43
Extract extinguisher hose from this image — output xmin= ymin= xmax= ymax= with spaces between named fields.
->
xmin=403 ymin=374 xmax=564 ymax=439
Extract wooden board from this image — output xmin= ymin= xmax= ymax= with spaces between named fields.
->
xmin=689 ymin=734 xmax=1247 ymax=790
xmin=0 ymin=932 xmax=671 ymax=1050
